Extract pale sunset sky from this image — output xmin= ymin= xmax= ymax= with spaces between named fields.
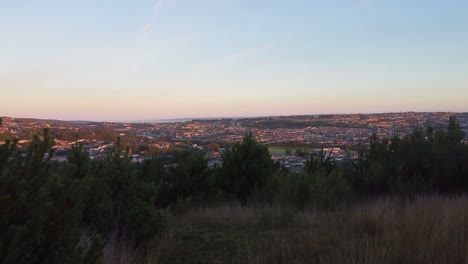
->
xmin=1 ymin=0 xmax=468 ymax=121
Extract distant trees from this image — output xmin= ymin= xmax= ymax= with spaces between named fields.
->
xmin=1 ymin=116 xmax=467 ymax=263
xmin=295 ymin=147 xmax=309 ymax=157
xmin=448 ymin=115 xmax=465 ymax=144
xmin=344 ymin=115 xmax=468 ymax=195
xmin=248 ymin=116 xmax=467 ymax=208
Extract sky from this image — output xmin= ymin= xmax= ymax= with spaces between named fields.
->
xmin=1 ymin=0 xmax=468 ymax=121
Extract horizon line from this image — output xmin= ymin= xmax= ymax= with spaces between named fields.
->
xmin=2 ymin=111 xmax=467 ymax=124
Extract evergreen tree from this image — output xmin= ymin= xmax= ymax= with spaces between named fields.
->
xmin=142 ymin=150 xmax=212 ymax=208
xmin=83 ymin=138 xmax=163 ymax=243
xmin=0 ymin=129 xmax=87 ymax=264
xmin=220 ymin=131 xmax=274 ymax=205
xmin=345 ymin=116 xmax=468 ymax=195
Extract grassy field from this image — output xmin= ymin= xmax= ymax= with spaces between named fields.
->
xmin=103 ymin=195 xmax=468 ymax=264
xmin=268 ymin=147 xmax=288 ymax=155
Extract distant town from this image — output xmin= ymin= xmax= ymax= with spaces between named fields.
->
xmin=1 ymin=112 xmax=467 ymax=173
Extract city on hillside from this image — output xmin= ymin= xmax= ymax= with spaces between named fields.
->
xmin=1 ymin=112 xmax=467 ymax=173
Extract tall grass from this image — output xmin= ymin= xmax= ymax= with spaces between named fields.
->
xmin=104 ymin=195 xmax=468 ymax=264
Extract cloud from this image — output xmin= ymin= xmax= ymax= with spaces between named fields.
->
xmin=130 ymin=0 xmax=178 ymax=76
xmin=200 ymin=41 xmax=281 ymax=74
xmin=138 ymin=0 xmax=177 ymax=41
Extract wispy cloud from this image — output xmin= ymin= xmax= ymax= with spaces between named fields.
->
xmin=200 ymin=41 xmax=281 ymax=74
xmin=138 ymin=0 xmax=177 ymax=41
xmin=131 ymin=0 xmax=178 ymax=76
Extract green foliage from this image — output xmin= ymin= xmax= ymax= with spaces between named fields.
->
xmin=220 ymin=131 xmax=275 ymax=205
xmin=1 ymin=115 xmax=467 ymax=263
xmin=295 ymin=147 xmax=310 ymax=157
xmin=304 ymin=149 xmax=335 ymax=175
xmin=0 ymin=129 xmax=90 ymax=264
xmin=142 ymin=150 xmax=212 ymax=208
xmin=254 ymin=172 xmax=290 ymax=206
xmin=448 ymin=115 xmax=465 ymax=144
xmin=345 ymin=116 xmax=468 ymax=195
xmin=309 ymin=169 xmax=352 ymax=209
xmin=63 ymin=143 xmax=92 ymax=180
xmin=280 ymin=150 xmax=350 ymax=208
xmin=82 ymin=138 xmax=164 ymax=243
xmin=240 ymin=117 xmax=368 ymax=129
xmin=288 ymin=153 xmax=351 ymax=209
xmin=0 ymin=130 xmax=166 ymax=264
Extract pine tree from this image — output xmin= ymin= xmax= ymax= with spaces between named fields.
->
xmin=220 ymin=131 xmax=274 ymax=205
xmin=0 ymin=129 xmax=87 ymax=264
xmin=84 ymin=138 xmax=163 ymax=244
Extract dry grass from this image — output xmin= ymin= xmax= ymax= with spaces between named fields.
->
xmin=104 ymin=195 xmax=468 ymax=264
xmin=102 ymin=234 xmax=137 ymax=264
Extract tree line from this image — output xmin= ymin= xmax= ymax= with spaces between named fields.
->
xmin=0 ymin=116 xmax=467 ymax=263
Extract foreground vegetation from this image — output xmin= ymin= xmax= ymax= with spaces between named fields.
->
xmin=1 ymin=116 xmax=467 ymax=263
xmin=105 ymin=195 xmax=468 ymax=264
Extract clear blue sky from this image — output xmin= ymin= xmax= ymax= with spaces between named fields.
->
xmin=1 ymin=0 xmax=468 ymax=121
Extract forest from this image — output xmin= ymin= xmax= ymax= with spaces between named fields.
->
xmin=1 ymin=116 xmax=467 ymax=264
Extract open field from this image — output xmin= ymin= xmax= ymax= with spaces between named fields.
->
xmin=268 ymin=147 xmax=289 ymax=155
xmin=104 ymin=195 xmax=468 ymax=264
